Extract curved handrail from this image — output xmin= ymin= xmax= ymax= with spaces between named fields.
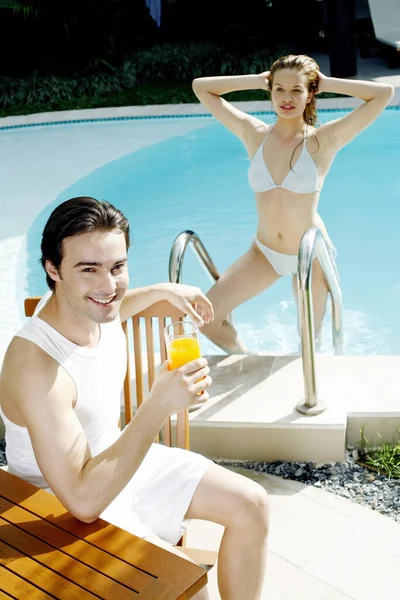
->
xmin=296 ymin=227 xmax=344 ymax=416
xmin=168 ymin=230 xmax=233 ymax=322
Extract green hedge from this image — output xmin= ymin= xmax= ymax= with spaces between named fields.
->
xmin=0 ymin=63 xmax=137 ymax=110
xmin=0 ymin=42 xmax=290 ymax=116
xmin=133 ymin=42 xmax=286 ymax=81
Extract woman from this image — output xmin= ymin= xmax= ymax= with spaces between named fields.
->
xmin=192 ymin=54 xmax=394 ymax=353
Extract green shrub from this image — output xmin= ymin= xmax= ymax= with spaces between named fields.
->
xmin=0 ymin=0 xmax=154 ymax=75
xmin=133 ymin=42 xmax=286 ymax=82
xmin=0 ymin=62 xmax=137 ymax=109
xmin=358 ymin=427 xmax=400 ymax=479
xmin=0 ymin=41 xmax=289 ymax=113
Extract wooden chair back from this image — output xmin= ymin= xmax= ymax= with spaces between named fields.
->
xmin=24 ymin=297 xmax=189 ymax=449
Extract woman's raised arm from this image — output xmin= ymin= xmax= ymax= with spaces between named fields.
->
xmin=318 ymin=73 xmax=394 ymax=149
xmin=192 ymin=73 xmax=270 ymax=144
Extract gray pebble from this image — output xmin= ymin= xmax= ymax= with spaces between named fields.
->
xmin=215 ymin=447 xmax=399 ymax=525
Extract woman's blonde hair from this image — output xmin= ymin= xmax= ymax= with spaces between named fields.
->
xmin=267 ymin=54 xmax=320 ymax=127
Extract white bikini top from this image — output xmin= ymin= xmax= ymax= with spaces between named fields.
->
xmin=248 ymin=125 xmax=321 ymax=194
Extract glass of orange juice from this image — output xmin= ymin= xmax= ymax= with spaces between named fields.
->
xmin=164 ymin=321 xmax=205 ymax=403
xmin=164 ymin=321 xmax=201 ymax=369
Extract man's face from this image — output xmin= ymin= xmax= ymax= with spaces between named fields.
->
xmin=48 ymin=230 xmax=129 ymax=324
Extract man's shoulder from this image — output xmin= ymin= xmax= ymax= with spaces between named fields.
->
xmin=1 ymin=335 xmax=75 ymax=428
xmin=2 ymin=336 xmax=58 ymax=388
xmin=7 ymin=334 xmax=55 ymax=362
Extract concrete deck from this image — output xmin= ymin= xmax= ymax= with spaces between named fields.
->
xmin=177 ymin=354 xmax=400 ymax=463
xmin=187 ymin=466 xmax=400 ymax=599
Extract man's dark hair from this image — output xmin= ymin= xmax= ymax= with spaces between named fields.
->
xmin=40 ymin=197 xmax=131 ymax=291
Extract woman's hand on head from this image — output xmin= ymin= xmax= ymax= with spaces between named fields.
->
xmin=258 ymin=71 xmax=271 ymax=91
xmin=316 ymin=71 xmax=328 ymax=94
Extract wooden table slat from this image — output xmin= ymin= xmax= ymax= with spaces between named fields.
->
xmin=0 ymin=518 xmax=136 ymax=600
xmin=77 ymin=527 xmax=207 ymax=597
xmin=0 ymin=590 xmax=14 ymax=599
xmin=0 ymin=565 xmax=54 ymax=599
xmin=0 ymin=539 xmax=99 ymax=600
xmin=0 ymin=469 xmax=207 ymax=599
xmin=0 ymin=496 xmax=152 ymax=591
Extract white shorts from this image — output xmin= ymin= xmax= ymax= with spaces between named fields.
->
xmin=100 ymin=443 xmax=213 ymax=544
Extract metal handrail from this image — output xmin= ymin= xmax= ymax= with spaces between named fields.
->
xmin=168 ymin=230 xmax=233 ymax=323
xmin=296 ymin=226 xmax=344 ymax=416
xmin=170 ymin=228 xmax=342 ymax=416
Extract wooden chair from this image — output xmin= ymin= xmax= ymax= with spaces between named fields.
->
xmin=24 ymin=297 xmax=189 ymax=449
xmin=24 ymin=297 xmax=217 ymax=567
xmin=121 ymin=300 xmax=190 ymax=449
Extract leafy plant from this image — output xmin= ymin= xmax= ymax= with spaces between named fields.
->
xmin=133 ymin=42 xmax=287 ymax=82
xmin=0 ymin=1 xmax=40 ymax=17
xmin=0 ymin=0 xmax=150 ymax=74
xmin=0 ymin=61 xmax=137 ymax=109
xmin=358 ymin=426 xmax=400 ymax=479
xmin=0 ymin=40 xmax=289 ymax=113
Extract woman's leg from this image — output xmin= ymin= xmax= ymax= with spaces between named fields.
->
xmin=185 ymin=464 xmax=270 ymax=600
xmin=201 ymin=241 xmax=281 ymax=353
xmin=292 ymin=259 xmax=329 ymax=345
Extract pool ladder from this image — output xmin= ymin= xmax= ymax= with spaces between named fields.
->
xmin=168 ymin=230 xmax=233 ymax=324
xmin=169 ymin=227 xmax=343 ymax=415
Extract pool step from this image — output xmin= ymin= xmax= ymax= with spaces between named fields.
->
xmin=179 ymin=354 xmax=400 ymax=463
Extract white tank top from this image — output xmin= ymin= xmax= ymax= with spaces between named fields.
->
xmin=1 ymin=291 xmax=126 ymax=489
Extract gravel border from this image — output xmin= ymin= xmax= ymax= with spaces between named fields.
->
xmin=0 ymin=439 xmax=5 ymax=467
xmin=216 ymin=447 xmax=399 ymax=525
xmin=1 ymin=440 xmax=398 ymax=524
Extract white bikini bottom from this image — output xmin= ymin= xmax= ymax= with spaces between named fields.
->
xmin=255 ymin=238 xmax=337 ymax=277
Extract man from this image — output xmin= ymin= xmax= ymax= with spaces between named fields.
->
xmin=0 ymin=197 xmax=269 ymax=600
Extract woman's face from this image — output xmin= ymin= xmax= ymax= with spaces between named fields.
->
xmin=270 ymin=69 xmax=312 ymax=121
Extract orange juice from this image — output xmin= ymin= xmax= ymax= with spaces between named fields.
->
xmin=168 ymin=336 xmax=201 ymax=370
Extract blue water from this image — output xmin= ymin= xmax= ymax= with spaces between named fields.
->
xmin=21 ymin=110 xmax=400 ymax=354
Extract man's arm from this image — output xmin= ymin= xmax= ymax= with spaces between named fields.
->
xmin=119 ymin=282 xmax=214 ymax=327
xmin=0 ymin=339 xmax=211 ymax=522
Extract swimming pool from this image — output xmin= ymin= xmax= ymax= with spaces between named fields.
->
xmin=0 ymin=109 xmax=399 ymax=357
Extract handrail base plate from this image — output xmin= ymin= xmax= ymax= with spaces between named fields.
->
xmin=296 ymin=399 xmax=327 ymax=416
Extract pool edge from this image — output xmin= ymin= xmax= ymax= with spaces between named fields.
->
xmin=1 ymin=95 xmax=400 ymax=131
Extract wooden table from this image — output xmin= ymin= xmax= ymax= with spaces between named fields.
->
xmin=0 ymin=469 xmax=207 ymax=599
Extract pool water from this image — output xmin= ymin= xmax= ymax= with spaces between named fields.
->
xmin=2 ymin=109 xmax=400 ymax=355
